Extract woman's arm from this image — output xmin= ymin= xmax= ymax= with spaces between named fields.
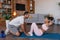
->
xmin=40 ymin=27 xmax=46 ymax=33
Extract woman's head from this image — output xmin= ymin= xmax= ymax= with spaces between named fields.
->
xmin=44 ymin=15 xmax=54 ymax=25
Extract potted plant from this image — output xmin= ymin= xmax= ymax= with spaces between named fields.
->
xmin=2 ymin=11 xmax=11 ymax=35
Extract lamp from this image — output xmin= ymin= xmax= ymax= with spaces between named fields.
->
xmin=13 ymin=11 xmax=16 ymax=16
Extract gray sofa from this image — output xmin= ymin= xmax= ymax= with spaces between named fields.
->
xmin=25 ymin=14 xmax=47 ymax=23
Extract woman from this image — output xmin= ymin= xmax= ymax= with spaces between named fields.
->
xmin=27 ymin=16 xmax=54 ymax=36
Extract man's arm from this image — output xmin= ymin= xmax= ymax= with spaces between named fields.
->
xmin=20 ymin=24 xmax=26 ymax=34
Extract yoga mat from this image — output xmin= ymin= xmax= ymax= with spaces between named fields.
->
xmin=0 ymin=33 xmax=60 ymax=39
xmin=13 ymin=33 xmax=60 ymax=39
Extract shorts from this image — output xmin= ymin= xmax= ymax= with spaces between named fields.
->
xmin=8 ymin=24 xmax=20 ymax=34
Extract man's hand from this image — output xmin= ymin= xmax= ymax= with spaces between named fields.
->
xmin=20 ymin=29 xmax=23 ymax=32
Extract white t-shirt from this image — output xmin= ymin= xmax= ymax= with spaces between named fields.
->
xmin=42 ymin=24 xmax=49 ymax=31
xmin=9 ymin=16 xmax=24 ymax=27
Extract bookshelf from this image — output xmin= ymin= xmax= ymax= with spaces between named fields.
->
xmin=27 ymin=0 xmax=35 ymax=13
xmin=0 ymin=0 xmax=14 ymax=18
xmin=0 ymin=0 xmax=14 ymax=27
xmin=0 ymin=0 xmax=35 ymax=18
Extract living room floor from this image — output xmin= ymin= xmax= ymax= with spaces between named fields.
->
xmin=0 ymin=24 xmax=60 ymax=40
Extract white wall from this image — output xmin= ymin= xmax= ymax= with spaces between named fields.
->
xmin=35 ymin=0 xmax=60 ymax=24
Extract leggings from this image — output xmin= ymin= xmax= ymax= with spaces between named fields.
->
xmin=29 ymin=23 xmax=43 ymax=36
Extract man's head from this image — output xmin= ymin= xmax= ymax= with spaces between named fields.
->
xmin=24 ymin=11 xmax=29 ymax=19
xmin=44 ymin=16 xmax=54 ymax=26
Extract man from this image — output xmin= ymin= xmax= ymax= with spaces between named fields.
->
xmin=7 ymin=11 xmax=29 ymax=36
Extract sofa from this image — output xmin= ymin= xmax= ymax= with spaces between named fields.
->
xmin=25 ymin=14 xmax=47 ymax=24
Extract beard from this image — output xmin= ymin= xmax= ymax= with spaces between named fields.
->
xmin=25 ymin=17 xmax=29 ymax=19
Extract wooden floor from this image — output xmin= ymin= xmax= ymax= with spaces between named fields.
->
xmin=0 ymin=24 xmax=60 ymax=40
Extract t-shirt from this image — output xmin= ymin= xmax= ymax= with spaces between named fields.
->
xmin=42 ymin=24 xmax=49 ymax=31
xmin=9 ymin=16 xmax=24 ymax=27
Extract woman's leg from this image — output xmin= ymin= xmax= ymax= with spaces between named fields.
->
xmin=29 ymin=23 xmax=43 ymax=36
xmin=28 ymin=23 xmax=35 ymax=36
